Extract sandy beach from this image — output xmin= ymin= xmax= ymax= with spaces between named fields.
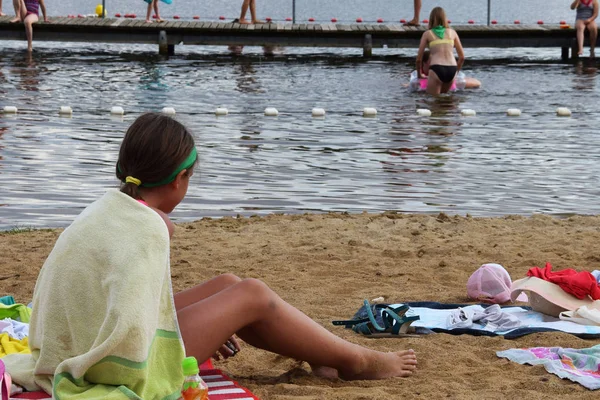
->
xmin=1 ymin=212 xmax=600 ymax=399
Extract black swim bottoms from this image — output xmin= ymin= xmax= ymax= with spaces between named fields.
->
xmin=429 ymin=65 xmax=458 ymax=84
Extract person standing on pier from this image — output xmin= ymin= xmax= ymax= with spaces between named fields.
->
xmin=10 ymin=0 xmax=48 ymax=52
xmin=144 ymin=0 xmax=171 ymax=23
xmin=238 ymin=0 xmax=263 ymax=24
xmin=571 ymin=0 xmax=598 ymax=57
xmin=403 ymin=0 xmax=421 ymax=26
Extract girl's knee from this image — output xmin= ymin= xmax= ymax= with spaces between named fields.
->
xmin=239 ymin=278 xmax=276 ymax=307
xmin=219 ymin=273 xmax=242 ymax=286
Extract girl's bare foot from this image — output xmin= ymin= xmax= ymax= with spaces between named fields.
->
xmin=145 ymin=19 xmax=153 ymax=23
xmin=10 ymin=17 xmax=21 ymax=23
xmin=339 ymin=349 xmax=417 ymax=380
xmin=252 ymin=19 xmax=264 ymax=24
xmin=579 ymin=48 xmax=584 ymax=56
xmin=310 ymin=364 xmax=339 ymax=380
xmin=0 ymin=12 xmax=6 ymax=16
xmin=238 ymin=18 xmax=250 ymax=24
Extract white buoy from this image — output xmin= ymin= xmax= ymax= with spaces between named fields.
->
xmin=3 ymin=106 xmax=17 ymax=114
xmin=506 ymin=108 xmax=521 ymax=117
xmin=215 ymin=107 xmax=229 ymax=116
xmin=311 ymin=108 xmax=326 ymax=117
xmin=556 ymin=107 xmax=571 ymax=117
xmin=264 ymin=107 xmax=279 ymax=117
xmin=111 ymin=106 xmax=125 ymax=115
xmin=461 ymin=109 xmax=476 ymax=117
xmin=363 ymin=107 xmax=378 ymax=117
xmin=416 ymin=109 xmax=432 ymax=117
xmin=59 ymin=106 xmax=73 ymax=115
xmin=162 ymin=107 xmax=176 ymax=116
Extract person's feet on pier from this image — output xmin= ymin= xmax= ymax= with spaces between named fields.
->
xmin=145 ymin=19 xmax=153 ymax=23
xmin=10 ymin=16 xmax=21 ymax=23
xmin=0 ymin=11 xmax=6 ymax=16
xmin=403 ymin=19 xmax=420 ymax=26
xmin=238 ymin=18 xmax=250 ymax=24
xmin=252 ymin=19 xmax=264 ymax=24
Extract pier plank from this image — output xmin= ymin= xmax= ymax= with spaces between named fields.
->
xmin=0 ymin=19 xmax=583 ymax=56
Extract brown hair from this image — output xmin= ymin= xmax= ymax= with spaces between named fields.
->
xmin=116 ymin=113 xmax=196 ymax=199
xmin=428 ymin=7 xmax=449 ymax=29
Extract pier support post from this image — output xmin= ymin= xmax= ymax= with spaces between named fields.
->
xmin=363 ymin=34 xmax=373 ymax=58
xmin=561 ymin=46 xmax=569 ymax=61
xmin=159 ymin=30 xmax=168 ymax=55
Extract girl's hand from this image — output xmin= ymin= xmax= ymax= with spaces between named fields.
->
xmin=212 ymin=336 xmax=240 ymax=360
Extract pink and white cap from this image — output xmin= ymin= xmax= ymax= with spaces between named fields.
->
xmin=467 ymin=263 xmax=525 ymax=304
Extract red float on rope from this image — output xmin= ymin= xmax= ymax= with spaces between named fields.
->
xmin=400 ymin=18 xmax=406 ymax=23
xmin=377 ymin=18 xmax=384 ymax=23
xmin=266 ymin=17 xmax=272 ymax=22
xmin=308 ymin=17 xmax=315 ymax=22
xmin=173 ymin=15 xmax=180 ymax=19
xmin=491 ymin=19 xmax=497 ymax=24
xmin=560 ymin=20 xmax=567 ymax=25
xmin=331 ymin=17 xmax=337 ymax=23
xmin=447 ymin=20 xmax=451 ymax=24
xmin=468 ymin=19 xmax=474 ymax=24
xmin=537 ymin=20 xmax=544 ymax=24
xmin=356 ymin=17 xmax=363 ymax=23
xmin=285 ymin=17 xmax=292 ymax=21
xmin=77 ymin=14 xmax=84 ymax=18
xmin=193 ymin=15 xmax=199 ymax=20
xmin=514 ymin=20 xmax=520 ymax=24
xmin=152 ymin=14 xmax=157 ymax=18
xmin=219 ymin=15 xmax=225 ymax=20
xmin=422 ymin=19 xmax=428 ymax=23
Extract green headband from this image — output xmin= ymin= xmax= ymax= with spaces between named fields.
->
xmin=119 ymin=147 xmax=197 ymax=188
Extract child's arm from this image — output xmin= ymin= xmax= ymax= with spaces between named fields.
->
xmin=454 ymin=32 xmax=465 ymax=73
xmin=39 ymin=0 xmax=48 ymax=22
xmin=416 ymin=32 xmax=428 ymax=79
xmin=571 ymin=0 xmax=580 ymax=10
xmin=590 ymin=0 xmax=599 ymax=22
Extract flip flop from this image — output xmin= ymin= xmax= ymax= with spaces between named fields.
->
xmin=403 ymin=21 xmax=420 ymax=27
xmin=333 ymin=300 xmax=420 ymax=338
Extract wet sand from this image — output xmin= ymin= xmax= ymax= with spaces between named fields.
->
xmin=2 ymin=212 xmax=600 ymax=399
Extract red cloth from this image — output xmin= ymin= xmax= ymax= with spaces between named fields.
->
xmin=527 ymin=262 xmax=600 ymax=300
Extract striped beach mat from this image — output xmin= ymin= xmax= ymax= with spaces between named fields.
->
xmin=11 ymin=360 xmax=260 ymax=400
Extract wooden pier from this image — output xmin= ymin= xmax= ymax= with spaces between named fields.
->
xmin=0 ymin=15 xmax=587 ymax=59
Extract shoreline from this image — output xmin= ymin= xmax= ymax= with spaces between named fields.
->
xmin=2 ymin=212 xmax=599 ymax=399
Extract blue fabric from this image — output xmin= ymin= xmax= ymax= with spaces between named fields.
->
xmin=0 ymin=297 xmax=15 ymax=306
xmin=143 ymin=0 xmax=172 ymax=5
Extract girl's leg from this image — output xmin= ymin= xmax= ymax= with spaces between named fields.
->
xmin=249 ymin=0 xmax=263 ymax=24
xmin=145 ymin=0 xmax=153 ymax=22
xmin=177 ymin=278 xmax=417 ymax=381
xmin=576 ymin=19 xmax=586 ymax=55
xmin=426 ymin=71 xmax=443 ymax=95
xmin=0 ymin=0 xmax=5 ymax=17
xmin=9 ymin=0 xmax=24 ymax=22
xmin=238 ymin=0 xmax=250 ymax=24
xmin=406 ymin=0 xmax=421 ymax=25
xmin=153 ymin=0 xmax=162 ymax=21
xmin=589 ymin=21 xmax=597 ymax=57
xmin=23 ymin=12 xmax=38 ymax=52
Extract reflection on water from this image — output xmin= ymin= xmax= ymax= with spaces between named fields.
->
xmin=1 ymin=46 xmax=600 ymax=229
xmin=573 ymin=60 xmax=597 ymax=91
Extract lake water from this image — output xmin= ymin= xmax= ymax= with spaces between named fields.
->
xmin=1 ymin=1 xmax=599 ymax=229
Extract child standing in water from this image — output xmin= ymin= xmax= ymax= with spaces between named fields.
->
xmin=571 ymin=0 xmax=599 ymax=56
xmin=10 ymin=113 xmax=417 ymax=398
xmin=10 ymin=0 xmax=48 ymax=52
